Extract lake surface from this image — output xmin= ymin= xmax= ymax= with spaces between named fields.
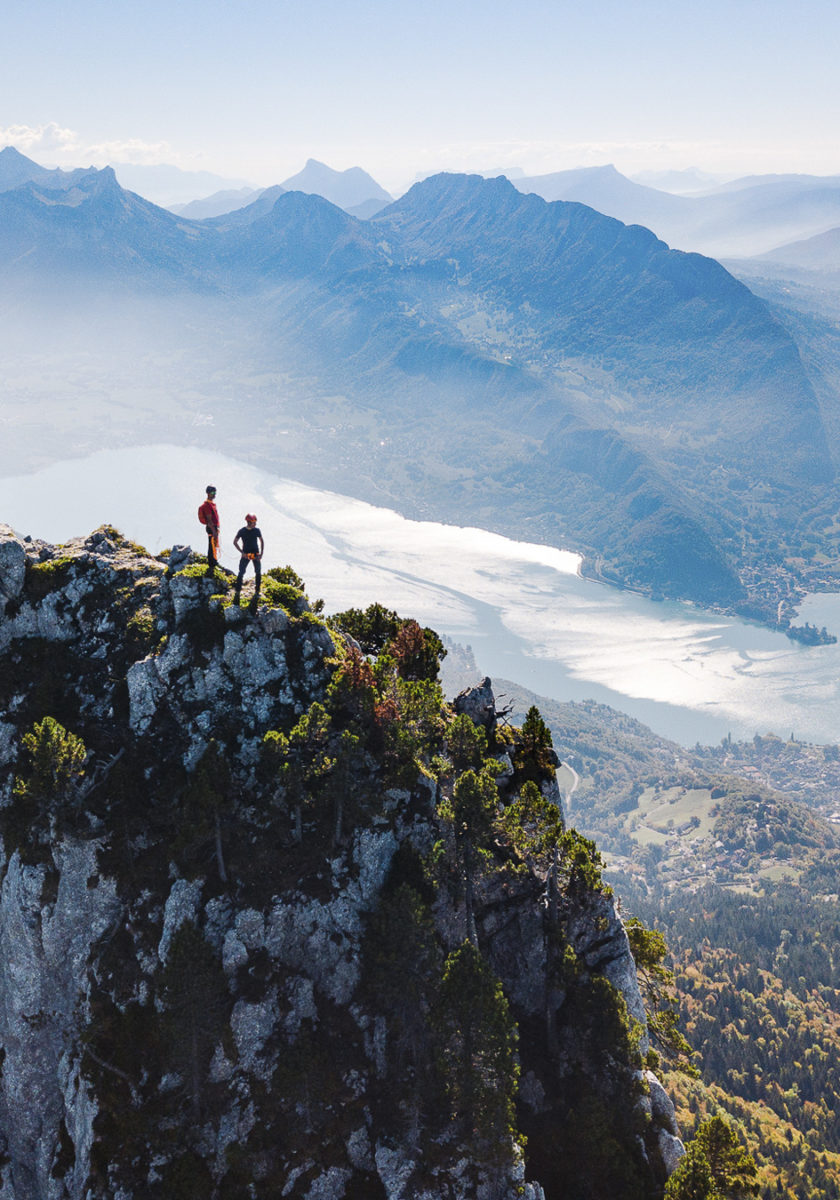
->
xmin=0 ymin=443 xmax=838 ymax=749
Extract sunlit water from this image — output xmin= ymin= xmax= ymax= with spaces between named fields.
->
xmin=0 ymin=444 xmax=838 ymax=749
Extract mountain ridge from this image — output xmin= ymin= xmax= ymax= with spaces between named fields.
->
xmin=511 ymin=163 xmax=840 ymax=257
xmin=0 ymin=160 xmax=836 ymax=618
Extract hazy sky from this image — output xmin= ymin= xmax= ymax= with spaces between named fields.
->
xmin=2 ymin=0 xmax=838 ymax=192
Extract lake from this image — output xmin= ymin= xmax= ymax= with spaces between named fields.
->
xmin=0 ymin=443 xmax=838 ymax=749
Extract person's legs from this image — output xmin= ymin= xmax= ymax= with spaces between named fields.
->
xmin=206 ymin=533 xmax=218 ymax=574
xmin=234 ymin=556 xmax=247 ymax=602
xmin=248 ymin=559 xmax=261 ymax=610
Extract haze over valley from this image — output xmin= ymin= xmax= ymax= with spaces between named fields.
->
xmin=3 ymin=146 xmax=840 ymax=643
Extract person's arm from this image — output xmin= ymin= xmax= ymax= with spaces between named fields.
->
xmin=233 ymin=532 xmax=243 ymax=554
xmin=257 ymin=535 xmax=264 ymax=559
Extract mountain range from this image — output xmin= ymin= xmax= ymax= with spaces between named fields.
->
xmin=170 ymin=158 xmax=393 ymax=221
xmin=0 ymin=145 xmax=99 ymax=192
xmin=155 ymin=158 xmax=840 ymax=260
xmin=0 ymin=150 xmax=838 ymax=620
xmin=754 ymin=223 xmax=840 ymax=274
xmin=511 ymin=164 xmax=840 ymax=258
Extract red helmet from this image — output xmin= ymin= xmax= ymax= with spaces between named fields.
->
xmin=245 ymin=513 xmax=257 ymax=523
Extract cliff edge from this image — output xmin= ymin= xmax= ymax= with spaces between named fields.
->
xmin=0 ymin=523 xmax=683 ymax=1199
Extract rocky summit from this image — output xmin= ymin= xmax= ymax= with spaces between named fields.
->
xmin=0 ymin=523 xmax=682 ymax=1199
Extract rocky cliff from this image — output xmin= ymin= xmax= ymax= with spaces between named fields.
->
xmin=0 ymin=523 xmax=683 ymax=1199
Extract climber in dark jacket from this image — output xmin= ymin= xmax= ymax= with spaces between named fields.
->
xmin=233 ymin=514 xmax=264 ymax=608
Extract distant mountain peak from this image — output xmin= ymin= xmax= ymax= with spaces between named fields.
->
xmin=0 ymin=145 xmax=31 ymax=163
xmin=0 ymin=146 xmax=98 ymax=194
xmin=279 ymin=159 xmax=392 ymax=213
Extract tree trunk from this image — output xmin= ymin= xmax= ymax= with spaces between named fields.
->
xmin=544 ymin=846 xmax=561 ymax=1062
xmin=463 ymin=838 xmax=479 ymax=948
xmin=214 ymin=808 xmax=227 ymax=884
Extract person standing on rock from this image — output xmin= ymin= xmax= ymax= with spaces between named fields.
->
xmin=198 ymin=485 xmax=220 ymax=576
xmin=233 ymin=514 xmax=264 ymax=609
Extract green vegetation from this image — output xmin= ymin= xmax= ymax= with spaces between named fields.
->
xmin=500 ymin=779 xmax=563 ymax=867
xmin=265 ymin=564 xmax=306 ymax=590
xmin=437 ymin=768 xmax=500 ymax=941
xmin=625 ymin=917 xmax=697 ymax=1075
xmin=260 ymin=576 xmax=306 ymax=612
xmin=362 ymin=876 xmax=442 ymax=1096
xmin=9 ymin=716 xmax=88 ymax=855
xmin=695 ymin=1116 xmax=759 ymax=1198
xmin=173 ymin=561 xmax=216 ymax=579
xmin=486 ymin=672 xmax=840 ymax=1196
xmin=514 ymin=705 xmax=558 ymax=783
xmin=630 ymin=885 xmax=840 ymax=1199
xmin=16 ymin=715 xmax=87 ymax=804
xmin=434 ymin=940 xmax=520 ymax=1166
xmin=444 ymin=711 xmax=488 ymax=773
xmin=0 ymin=546 xmax=686 ymax=1197
xmin=664 ymin=1141 xmax=718 ymax=1200
xmin=330 ymin=603 xmax=446 ymax=681
xmin=25 ymin=556 xmax=81 ymax=601
xmin=125 ymin=605 xmax=160 ymax=656
xmin=160 ymin=920 xmax=230 ymax=1122
xmin=329 ymin=602 xmax=404 ymax=655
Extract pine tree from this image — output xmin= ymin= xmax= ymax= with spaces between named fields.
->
xmin=515 ymin=705 xmax=558 ymax=783
xmin=16 ymin=715 xmax=86 ymax=806
xmin=434 ymin=941 xmax=520 ymax=1166
xmin=624 ymin=916 xmax=698 ymax=1074
xmin=439 ymin=768 xmax=499 ymax=944
xmin=160 ymin=921 xmax=229 ymax=1123
xmin=363 ymin=883 xmax=441 ymax=1079
xmin=501 ymin=779 xmax=563 ymax=866
xmin=664 ymin=1141 xmax=717 ymax=1200
xmin=696 ymin=1115 xmax=759 ymax=1199
xmin=179 ymin=740 xmax=232 ymax=882
xmin=10 ymin=716 xmax=87 ymax=849
xmin=446 ymin=712 xmax=488 ymax=773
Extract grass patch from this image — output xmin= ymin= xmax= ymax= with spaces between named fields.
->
xmin=627 ymin=785 xmax=717 ymax=843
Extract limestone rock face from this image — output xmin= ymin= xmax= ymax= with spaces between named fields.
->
xmin=0 ymin=528 xmax=683 ymax=1199
xmin=453 ymin=675 xmax=497 ymax=730
xmin=0 ymin=525 xmax=26 ymax=612
xmin=0 ymin=842 xmax=120 ymax=1200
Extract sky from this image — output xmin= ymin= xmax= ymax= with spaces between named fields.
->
xmin=2 ymin=0 xmax=839 ymax=194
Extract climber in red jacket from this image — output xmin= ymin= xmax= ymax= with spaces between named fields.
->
xmin=198 ymin=485 xmax=220 ymax=575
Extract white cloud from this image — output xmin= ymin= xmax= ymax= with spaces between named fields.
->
xmin=0 ymin=123 xmax=176 ymax=168
xmin=83 ymin=136 xmax=175 ymax=165
xmin=0 ymin=122 xmax=80 ymax=155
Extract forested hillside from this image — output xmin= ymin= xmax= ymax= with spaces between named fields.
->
xmin=656 ymin=886 xmax=840 ymax=1199
xmin=469 ymin=664 xmax=840 ymax=1199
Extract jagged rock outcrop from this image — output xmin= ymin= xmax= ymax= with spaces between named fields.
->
xmin=453 ymin=676 xmax=498 ymax=732
xmin=0 ymin=523 xmax=682 ymax=1199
